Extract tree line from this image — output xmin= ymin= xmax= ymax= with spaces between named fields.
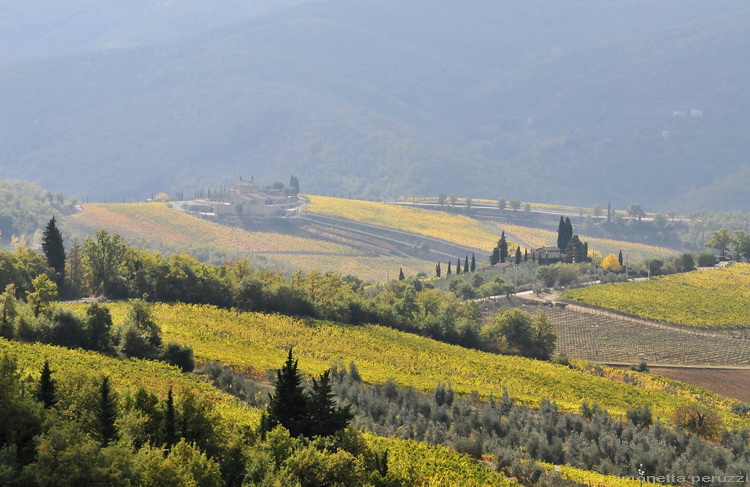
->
xmin=3 ymin=220 xmax=560 ymax=357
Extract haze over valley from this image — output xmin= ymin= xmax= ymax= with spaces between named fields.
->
xmin=3 ymin=0 xmax=750 ymax=211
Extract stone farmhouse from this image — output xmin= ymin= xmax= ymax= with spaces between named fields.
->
xmin=185 ymin=179 xmax=300 ymax=218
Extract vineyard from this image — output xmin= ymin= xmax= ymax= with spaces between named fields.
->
xmin=66 ymin=203 xmax=356 ymax=255
xmin=489 ymin=222 xmax=674 ymax=261
xmin=63 ymin=202 xmax=434 ymax=281
xmin=0 ymin=337 xmax=260 ymax=427
xmin=563 ymin=264 xmax=750 ymax=328
xmin=539 ymin=463 xmax=642 ymax=487
xmin=0 ymin=338 xmax=519 ymax=486
xmin=69 ymin=302 xmax=750 ymax=428
xmin=486 ymin=297 xmax=750 ymax=366
xmin=305 ymin=195 xmax=510 ymax=251
xmin=283 ymin=254 xmax=434 ymax=282
xmin=367 ymin=435 xmax=516 ymax=486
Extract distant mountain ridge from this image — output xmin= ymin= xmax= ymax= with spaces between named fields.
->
xmin=2 ymin=0 xmax=750 ymax=211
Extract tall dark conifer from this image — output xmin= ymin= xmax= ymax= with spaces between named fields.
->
xmin=265 ymin=348 xmax=309 ymax=437
xmin=557 ymin=216 xmax=566 ymax=250
xmin=163 ymin=386 xmax=177 ymax=448
xmin=289 ymin=175 xmax=300 ymax=194
xmin=42 ymin=217 xmax=66 ymax=288
xmin=470 ymin=253 xmax=476 ymax=272
xmin=97 ymin=376 xmax=118 ymax=445
xmin=499 ymin=232 xmax=508 ymax=263
xmin=398 ymin=268 xmax=405 ymax=280
xmin=490 ymin=248 xmax=500 ymax=265
xmin=435 ymin=262 xmax=441 ymax=277
xmin=464 ymin=255 xmax=469 ymax=273
xmin=618 ymin=251 xmax=624 ymax=266
xmin=308 ymin=370 xmax=352 ymax=437
xmin=36 ymin=360 xmax=56 ymax=409
xmin=447 ymin=262 xmax=452 ymax=275
xmin=456 ymin=258 xmax=462 ymax=274
xmin=515 ymin=247 xmax=522 ymax=265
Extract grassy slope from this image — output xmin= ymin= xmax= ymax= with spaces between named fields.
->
xmin=563 ymin=264 xmax=750 ymax=328
xmin=76 ymin=302 xmax=750 ymax=429
xmin=63 ymin=202 xmax=434 ymax=281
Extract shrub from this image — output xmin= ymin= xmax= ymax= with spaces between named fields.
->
xmin=696 ymin=251 xmax=717 ymax=267
xmin=630 ymin=360 xmax=649 ymax=373
xmin=626 ymin=405 xmax=653 ymax=429
xmin=162 ymin=342 xmax=195 ymax=373
xmin=672 ymin=405 xmax=724 ymax=439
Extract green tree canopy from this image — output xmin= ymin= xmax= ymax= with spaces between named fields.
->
xmin=83 ymin=230 xmax=127 ymax=295
xmin=705 ymin=228 xmax=732 ymax=256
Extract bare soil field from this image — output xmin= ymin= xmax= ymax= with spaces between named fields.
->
xmin=646 ymin=367 xmax=750 ymax=402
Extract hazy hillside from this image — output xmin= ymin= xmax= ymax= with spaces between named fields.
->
xmin=0 ymin=0 xmax=308 ymax=63
xmin=3 ymin=0 xmax=750 ymax=210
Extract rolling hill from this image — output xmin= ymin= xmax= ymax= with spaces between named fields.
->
xmin=2 ymin=1 xmax=750 ymax=210
xmin=74 ymin=301 xmax=750 ymax=429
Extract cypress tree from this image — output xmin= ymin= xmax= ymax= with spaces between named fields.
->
xmin=618 ymin=251 xmax=624 ymax=266
xmin=289 ymin=175 xmax=300 ymax=194
xmin=565 ymin=218 xmax=573 ymax=249
xmin=464 ymin=255 xmax=469 ymax=272
xmin=163 ymin=386 xmax=177 ymax=448
xmin=456 ymin=258 xmax=462 ymax=274
xmin=266 ymin=348 xmax=309 ymax=437
xmin=36 ymin=360 xmax=56 ymax=409
xmin=42 ymin=217 xmax=66 ymax=288
xmin=557 ymin=216 xmax=566 ymax=250
xmin=524 ymin=248 xmax=528 ymax=262
xmin=435 ymin=262 xmax=441 ymax=277
xmin=470 ymin=253 xmax=476 ymax=272
xmin=499 ymin=232 xmax=508 ymax=263
xmin=490 ymin=248 xmax=499 ymax=265
xmin=97 ymin=376 xmax=118 ymax=446
xmin=398 ymin=268 xmax=405 ymax=280
xmin=447 ymin=262 xmax=452 ymax=275
xmin=515 ymin=247 xmax=522 ymax=265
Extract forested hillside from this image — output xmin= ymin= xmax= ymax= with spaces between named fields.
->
xmin=3 ymin=1 xmax=750 ymax=210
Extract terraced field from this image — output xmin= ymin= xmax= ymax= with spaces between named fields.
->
xmin=63 ymin=202 xmax=434 ymax=281
xmin=563 ymin=264 xmax=750 ymax=328
xmin=305 ymin=195 xmax=509 ymax=251
xmin=75 ymin=302 xmax=750 ymax=428
xmin=66 ymin=203 xmax=356 ymax=254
